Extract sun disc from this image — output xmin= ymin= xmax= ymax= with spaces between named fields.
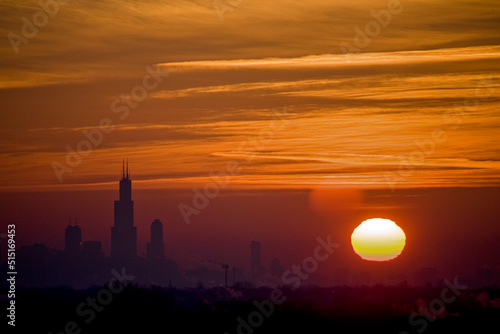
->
xmin=351 ymin=218 xmax=406 ymax=261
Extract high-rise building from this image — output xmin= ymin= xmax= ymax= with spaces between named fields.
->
xmin=64 ymin=224 xmax=81 ymax=257
xmin=270 ymin=257 xmax=284 ymax=276
xmin=250 ymin=240 xmax=261 ymax=276
xmin=82 ymin=241 xmax=103 ymax=259
xmin=146 ymin=219 xmax=165 ymax=260
xmin=111 ymin=160 xmax=137 ymax=259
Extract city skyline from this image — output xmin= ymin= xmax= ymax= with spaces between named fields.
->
xmin=2 ymin=161 xmax=497 ymax=289
xmin=0 ymin=0 xmax=498 ymax=283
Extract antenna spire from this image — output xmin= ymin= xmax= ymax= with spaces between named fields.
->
xmin=126 ymin=158 xmax=129 ymax=178
xmin=122 ymin=159 xmax=125 ymax=179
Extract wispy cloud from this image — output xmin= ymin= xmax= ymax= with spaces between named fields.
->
xmin=159 ymin=46 xmax=500 ymax=72
xmin=0 ymin=0 xmax=499 ymax=190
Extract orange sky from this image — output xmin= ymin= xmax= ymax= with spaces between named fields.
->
xmin=0 ymin=0 xmax=499 ymax=191
xmin=1 ymin=0 xmax=499 ymax=283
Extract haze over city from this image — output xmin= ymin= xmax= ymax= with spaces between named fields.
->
xmin=1 ymin=0 xmax=499 ymax=333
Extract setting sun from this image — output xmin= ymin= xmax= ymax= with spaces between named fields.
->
xmin=351 ymin=218 xmax=406 ymax=262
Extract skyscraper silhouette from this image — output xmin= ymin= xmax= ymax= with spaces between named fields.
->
xmin=111 ymin=160 xmax=137 ymax=259
xmin=146 ymin=219 xmax=165 ymax=260
xmin=251 ymin=240 xmax=261 ymax=277
xmin=64 ymin=224 xmax=81 ymax=258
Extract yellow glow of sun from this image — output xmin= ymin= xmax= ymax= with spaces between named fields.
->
xmin=351 ymin=218 xmax=406 ymax=261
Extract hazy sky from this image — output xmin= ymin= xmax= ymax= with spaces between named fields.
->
xmin=1 ymin=0 xmax=499 ymax=283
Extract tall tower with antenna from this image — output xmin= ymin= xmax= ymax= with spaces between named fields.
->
xmin=111 ymin=159 xmax=137 ymax=259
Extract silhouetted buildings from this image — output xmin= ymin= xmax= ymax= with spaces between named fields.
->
xmin=232 ymin=266 xmax=245 ymax=285
xmin=64 ymin=224 xmax=81 ymax=258
xmin=82 ymin=241 xmax=103 ymax=259
xmin=270 ymin=257 xmax=284 ymax=276
xmin=17 ymin=243 xmax=62 ymax=287
xmin=5 ymin=161 xmax=499 ymax=291
xmin=111 ymin=160 xmax=137 ymax=259
xmin=414 ymin=267 xmax=437 ymax=287
xmin=0 ymin=161 xmax=186 ymax=288
xmin=251 ymin=240 xmax=262 ymax=278
xmin=146 ymin=219 xmax=165 ymax=260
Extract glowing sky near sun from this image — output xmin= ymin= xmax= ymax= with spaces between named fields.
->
xmin=0 ymin=0 xmax=499 ymax=191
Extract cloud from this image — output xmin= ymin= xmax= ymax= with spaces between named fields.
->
xmin=2 ymin=0 xmax=499 ymax=87
xmin=158 ymin=46 xmax=500 ymax=72
xmin=0 ymin=0 xmax=499 ymax=190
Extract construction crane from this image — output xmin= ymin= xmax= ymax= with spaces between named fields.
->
xmin=205 ymin=259 xmax=230 ymax=287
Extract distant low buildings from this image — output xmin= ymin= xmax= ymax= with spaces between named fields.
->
xmin=414 ymin=267 xmax=437 ymax=287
